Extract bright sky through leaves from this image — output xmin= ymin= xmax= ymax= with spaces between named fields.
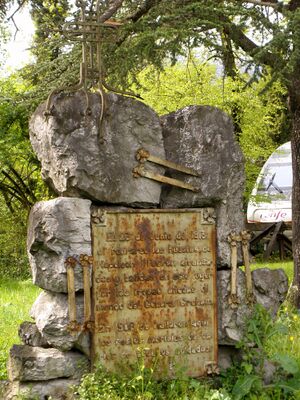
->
xmin=1 ymin=5 xmax=34 ymax=76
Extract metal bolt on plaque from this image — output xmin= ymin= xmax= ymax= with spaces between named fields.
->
xmin=205 ymin=361 xmax=220 ymax=375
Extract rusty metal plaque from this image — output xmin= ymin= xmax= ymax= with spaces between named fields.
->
xmin=91 ymin=208 xmax=217 ymax=377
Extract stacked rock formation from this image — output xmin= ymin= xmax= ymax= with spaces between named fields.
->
xmin=4 ymin=92 xmax=288 ymax=400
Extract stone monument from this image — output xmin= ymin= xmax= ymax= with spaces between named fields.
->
xmin=3 ymin=90 xmax=289 ymax=399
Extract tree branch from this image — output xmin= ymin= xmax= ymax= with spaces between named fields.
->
xmin=115 ymin=0 xmax=162 ymax=47
xmin=98 ymin=0 xmax=124 ymax=23
xmin=1 ymin=190 xmax=15 ymax=214
xmin=0 ymin=181 xmax=27 ymax=207
xmin=288 ymin=0 xmax=300 ymax=11
xmin=6 ymin=0 xmax=27 ymax=39
xmin=1 ymin=170 xmax=32 ymax=206
xmin=224 ymin=21 xmax=278 ymax=68
xmin=7 ymin=0 xmax=26 ymax=22
xmin=9 ymin=165 xmax=37 ymax=202
xmin=125 ymin=0 xmax=161 ymax=22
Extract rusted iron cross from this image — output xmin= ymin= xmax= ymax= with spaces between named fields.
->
xmin=45 ymin=0 xmax=137 ymax=143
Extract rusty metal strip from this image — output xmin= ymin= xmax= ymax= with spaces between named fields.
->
xmin=79 ymin=254 xmax=94 ymax=331
xmin=133 ymin=165 xmax=199 ymax=192
xmin=241 ymin=231 xmax=255 ymax=304
xmin=228 ymin=233 xmax=241 ymax=308
xmin=65 ymin=257 xmax=78 ymax=328
xmin=136 ymin=148 xmax=200 ymax=177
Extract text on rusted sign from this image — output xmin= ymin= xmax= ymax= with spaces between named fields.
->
xmin=92 ymin=208 xmax=217 ymax=377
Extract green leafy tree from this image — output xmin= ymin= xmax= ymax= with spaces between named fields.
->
xmin=0 ymin=73 xmax=49 ymax=278
xmin=0 ymin=74 xmax=47 ymax=210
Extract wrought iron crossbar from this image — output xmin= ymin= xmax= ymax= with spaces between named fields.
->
xmin=45 ymin=0 xmax=138 ymax=143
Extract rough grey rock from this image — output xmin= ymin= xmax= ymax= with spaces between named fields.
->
xmin=218 ymin=268 xmax=288 ymax=345
xmin=218 ymin=345 xmax=241 ymax=370
xmin=262 ymin=359 xmax=277 ymax=385
xmin=252 ymin=268 xmax=289 ymax=316
xmin=27 ymin=197 xmax=92 ymax=293
xmin=160 ymin=106 xmax=245 ymax=267
xmin=30 ymin=290 xmax=90 ymax=355
xmin=29 ymin=92 xmax=165 ymax=205
xmin=0 ymin=380 xmax=9 ymax=400
xmin=4 ymin=379 xmax=79 ymax=400
xmin=8 ymin=345 xmax=89 ymax=381
xmin=18 ymin=321 xmax=49 ymax=348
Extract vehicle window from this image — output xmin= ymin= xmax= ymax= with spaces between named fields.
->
xmin=257 ymin=163 xmax=292 ymax=200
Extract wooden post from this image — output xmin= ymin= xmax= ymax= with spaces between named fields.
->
xmin=264 ymin=221 xmax=283 ymax=260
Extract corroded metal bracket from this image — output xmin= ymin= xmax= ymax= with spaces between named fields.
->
xmin=67 ymin=320 xmax=82 ymax=333
xmin=65 ymin=256 xmax=80 ymax=333
xmin=133 ymin=164 xmax=199 ymax=192
xmin=228 ymin=231 xmax=256 ymax=308
xmin=228 ymin=233 xmax=241 ymax=309
xmin=79 ymin=254 xmax=93 ymax=331
xmin=241 ymin=231 xmax=255 ymax=305
xmin=133 ymin=148 xmax=200 ymax=192
xmin=136 ymin=148 xmax=200 ymax=177
xmin=65 ymin=254 xmax=94 ymax=333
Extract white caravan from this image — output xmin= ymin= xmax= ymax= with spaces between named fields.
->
xmin=247 ymin=142 xmax=292 ymax=224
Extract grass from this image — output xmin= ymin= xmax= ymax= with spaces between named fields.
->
xmin=74 ymin=363 xmax=232 ymax=400
xmin=250 ymin=259 xmax=300 ymax=367
xmin=0 ymin=278 xmax=40 ymax=380
xmin=265 ymin=305 xmax=300 ymax=369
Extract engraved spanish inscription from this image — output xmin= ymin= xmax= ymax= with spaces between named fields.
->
xmin=92 ymin=209 xmax=217 ymax=376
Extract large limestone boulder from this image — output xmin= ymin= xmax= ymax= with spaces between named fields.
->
xmin=8 ymin=345 xmax=89 ymax=381
xmin=27 ymin=197 xmax=92 ymax=293
xmin=30 ymin=291 xmax=90 ymax=355
xmin=160 ymin=106 xmax=245 ymax=267
xmin=29 ymin=92 xmax=165 ymax=205
xmin=252 ymin=268 xmax=289 ymax=315
xmin=217 ymin=268 xmax=288 ymax=345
